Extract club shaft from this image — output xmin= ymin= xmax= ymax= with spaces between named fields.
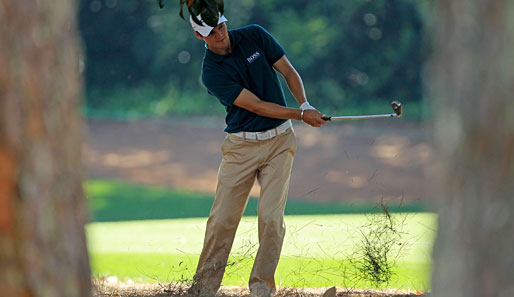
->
xmin=326 ymin=113 xmax=398 ymax=121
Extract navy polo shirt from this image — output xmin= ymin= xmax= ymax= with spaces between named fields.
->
xmin=201 ymin=24 xmax=287 ymax=133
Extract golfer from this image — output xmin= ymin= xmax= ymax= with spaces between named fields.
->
xmin=188 ymin=13 xmax=327 ymax=297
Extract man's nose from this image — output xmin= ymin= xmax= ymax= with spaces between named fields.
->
xmin=215 ymin=28 xmax=223 ymax=38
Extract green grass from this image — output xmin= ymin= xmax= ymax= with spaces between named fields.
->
xmin=83 ymin=83 xmax=430 ymax=122
xmin=89 ymin=252 xmax=430 ymax=290
xmin=85 ymin=180 xmax=429 ymax=222
xmin=83 ymin=84 xmax=226 ymax=120
xmin=85 ymin=180 xmax=435 ymax=290
xmin=87 ymin=214 xmax=435 ymax=290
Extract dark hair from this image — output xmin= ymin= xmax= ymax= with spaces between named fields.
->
xmin=158 ymin=0 xmax=224 ymax=28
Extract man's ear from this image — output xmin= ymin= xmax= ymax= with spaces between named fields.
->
xmin=194 ymin=31 xmax=204 ymax=40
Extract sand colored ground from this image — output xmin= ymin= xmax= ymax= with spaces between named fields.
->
xmin=85 ymin=117 xmax=435 ymax=205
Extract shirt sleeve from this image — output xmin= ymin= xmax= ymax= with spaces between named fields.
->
xmin=202 ymin=66 xmax=244 ymax=107
xmin=250 ymin=24 xmax=286 ymax=65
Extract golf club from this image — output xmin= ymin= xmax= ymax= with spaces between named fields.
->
xmin=322 ymin=101 xmax=402 ymax=121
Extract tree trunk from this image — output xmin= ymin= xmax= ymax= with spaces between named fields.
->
xmin=428 ymin=1 xmax=514 ymax=296
xmin=0 ymin=1 xmax=92 ymax=296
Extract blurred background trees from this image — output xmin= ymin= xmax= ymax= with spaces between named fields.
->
xmin=78 ymin=0 xmax=427 ymax=119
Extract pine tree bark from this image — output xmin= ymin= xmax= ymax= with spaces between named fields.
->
xmin=0 ymin=1 xmax=92 ymax=296
xmin=428 ymin=1 xmax=514 ymax=296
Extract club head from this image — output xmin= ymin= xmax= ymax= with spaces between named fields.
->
xmin=391 ymin=101 xmax=402 ymax=117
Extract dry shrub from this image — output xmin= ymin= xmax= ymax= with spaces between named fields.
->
xmin=349 ymin=199 xmax=409 ymax=287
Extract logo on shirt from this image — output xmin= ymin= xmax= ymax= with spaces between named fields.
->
xmin=246 ymin=51 xmax=261 ymax=63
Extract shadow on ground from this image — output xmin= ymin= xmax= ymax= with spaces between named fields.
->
xmin=86 ymin=180 xmax=428 ymax=222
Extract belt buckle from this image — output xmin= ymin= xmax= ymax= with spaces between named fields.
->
xmin=256 ymin=131 xmax=267 ymax=140
xmin=254 ymin=126 xmax=283 ymax=141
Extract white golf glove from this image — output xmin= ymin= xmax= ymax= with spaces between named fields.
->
xmin=300 ymin=102 xmax=316 ymax=110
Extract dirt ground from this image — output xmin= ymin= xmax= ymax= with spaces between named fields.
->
xmin=92 ymin=280 xmax=428 ymax=297
xmin=84 ymin=117 xmax=435 ymax=205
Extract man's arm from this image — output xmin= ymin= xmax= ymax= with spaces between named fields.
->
xmin=232 ymin=88 xmax=326 ymax=127
xmin=272 ymin=55 xmax=307 ymax=106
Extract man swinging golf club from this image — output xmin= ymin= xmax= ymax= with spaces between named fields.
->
xmin=185 ymin=9 xmax=327 ymax=297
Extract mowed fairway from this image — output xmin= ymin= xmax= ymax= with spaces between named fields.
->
xmin=87 ymin=214 xmax=435 ymax=290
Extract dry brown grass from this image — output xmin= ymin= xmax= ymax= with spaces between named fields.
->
xmin=92 ymin=280 xmax=429 ymax=297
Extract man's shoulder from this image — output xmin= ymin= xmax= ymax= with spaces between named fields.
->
xmin=201 ymin=58 xmax=222 ymax=74
xmin=231 ymin=24 xmax=266 ymax=37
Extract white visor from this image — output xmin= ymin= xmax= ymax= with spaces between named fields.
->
xmin=190 ymin=13 xmax=228 ymax=37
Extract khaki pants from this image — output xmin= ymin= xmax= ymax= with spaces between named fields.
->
xmin=190 ymin=128 xmax=297 ymax=297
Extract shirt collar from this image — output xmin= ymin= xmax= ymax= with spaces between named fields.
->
xmin=204 ymin=29 xmax=240 ymax=63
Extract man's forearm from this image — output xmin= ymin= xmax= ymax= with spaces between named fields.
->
xmin=233 ymin=88 xmax=301 ymax=120
xmin=283 ymin=69 xmax=308 ymax=106
xmin=273 ymin=56 xmax=308 ymax=106
xmin=233 ymin=88 xmax=326 ymax=127
xmin=246 ymin=98 xmax=302 ymax=121
xmin=250 ymin=98 xmax=326 ymax=127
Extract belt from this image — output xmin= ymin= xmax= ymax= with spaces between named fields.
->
xmin=230 ymin=120 xmax=292 ymax=141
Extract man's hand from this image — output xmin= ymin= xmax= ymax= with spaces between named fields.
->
xmin=302 ymin=109 xmax=327 ymax=127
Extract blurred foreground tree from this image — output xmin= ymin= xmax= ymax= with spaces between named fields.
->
xmin=0 ymin=1 xmax=92 ymax=296
xmin=429 ymin=1 xmax=514 ymax=296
